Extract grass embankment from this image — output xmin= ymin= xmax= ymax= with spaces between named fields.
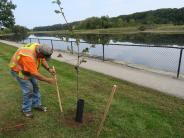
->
xmin=0 ymin=42 xmax=184 ymax=138
xmin=31 ymin=24 xmax=184 ymax=35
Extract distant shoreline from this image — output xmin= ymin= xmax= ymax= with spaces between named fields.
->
xmin=30 ymin=24 xmax=184 ymax=35
xmin=1 ymin=25 xmax=184 ymax=36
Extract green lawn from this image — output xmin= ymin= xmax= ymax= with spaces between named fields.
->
xmin=0 ymin=42 xmax=184 ymax=138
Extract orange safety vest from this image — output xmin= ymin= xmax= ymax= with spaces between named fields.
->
xmin=9 ymin=43 xmax=43 ymax=79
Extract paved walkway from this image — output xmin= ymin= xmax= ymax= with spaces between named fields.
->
xmin=1 ymin=40 xmax=184 ymax=99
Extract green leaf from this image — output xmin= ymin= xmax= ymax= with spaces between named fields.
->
xmin=82 ymin=48 xmax=89 ymax=53
xmin=52 ymin=0 xmax=57 ymax=4
xmin=57 ymin=0 xmax=61 ymax=5
xmin=55 ymin=10 xmax=61 ymax=13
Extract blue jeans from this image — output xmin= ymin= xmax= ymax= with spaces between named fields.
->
xmin=11 ymin=70 xmax=41 ymax=112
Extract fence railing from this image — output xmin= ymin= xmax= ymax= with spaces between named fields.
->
xmin=23 ymin=38 xmax=184 ymax=79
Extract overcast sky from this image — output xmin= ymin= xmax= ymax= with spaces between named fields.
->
xmin=11 ymin=0 xmax=184 ymax=29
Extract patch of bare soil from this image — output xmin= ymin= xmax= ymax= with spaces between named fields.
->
xmin=60 ymin=110 xmax=94 ymax=128
xmin=0 ymin=121 xmax=26 ymax=132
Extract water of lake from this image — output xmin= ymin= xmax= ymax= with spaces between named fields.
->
xmin=1 ymin=33 xmax=184 ymax=76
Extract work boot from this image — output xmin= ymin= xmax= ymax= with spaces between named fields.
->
xmin=22 ymin=111 xmax=33 ymax=118
xmin=34 ymin=105 xmax=47 ymax=112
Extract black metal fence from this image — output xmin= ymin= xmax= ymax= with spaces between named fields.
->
xmin=22 ymin=38 xmax=184 ymax=79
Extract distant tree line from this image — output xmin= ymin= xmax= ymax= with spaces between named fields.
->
xmin=33 ymin=7 xmax=184 ymax=31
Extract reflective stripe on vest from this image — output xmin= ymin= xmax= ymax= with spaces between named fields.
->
xmin=9 ymin=43 xmax=41 ymax=79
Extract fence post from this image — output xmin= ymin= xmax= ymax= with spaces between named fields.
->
xmin=71 ymin=41 xmax=73 ymax=54
xmin=51 ymin=40 xmax=54 ymax=50
xmin=102 ymin=44 xmax=105 ymax=61
xmin=38 ymin=39 xmax=40 ymax=44
xmin=177 ymin=48 xmax=183 ymax=78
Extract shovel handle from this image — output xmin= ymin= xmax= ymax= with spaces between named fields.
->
xmin=52 ymin=66 xmax=63 ymax=113
xmin=53 ymin=66 xmax=57 ymax=79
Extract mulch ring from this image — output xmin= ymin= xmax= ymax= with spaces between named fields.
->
xmin=0 ymin=120 xmax=26 ymax=132
xmin=60 ymin=110 xmax=94 ymax=128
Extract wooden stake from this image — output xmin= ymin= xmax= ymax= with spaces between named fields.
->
xmin=97 ymin=85 xmax=117 ymax=138
xmin=53 ymin=66 xmax=63 ymax=113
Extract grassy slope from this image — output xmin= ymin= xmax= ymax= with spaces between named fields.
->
xmin=0 ymin=42 xmax=184 ymax=138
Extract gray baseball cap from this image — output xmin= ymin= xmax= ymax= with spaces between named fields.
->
xmin=37 ymin=44 xmax=53 ymax=60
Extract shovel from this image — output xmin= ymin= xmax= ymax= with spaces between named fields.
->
xmin=53 ymin=66 xmax=63 ymax=113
